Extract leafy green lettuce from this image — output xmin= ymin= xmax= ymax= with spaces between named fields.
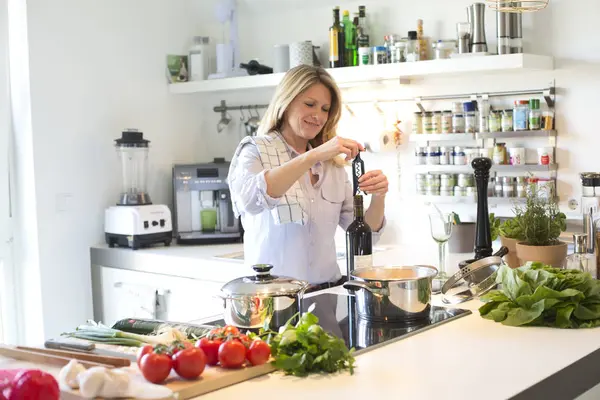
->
xmin=479 ymin=263 xmax=600 ymax=329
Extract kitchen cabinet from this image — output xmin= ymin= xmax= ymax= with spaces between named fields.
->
xmin=91 ymin=265 xmax=224 ymax=326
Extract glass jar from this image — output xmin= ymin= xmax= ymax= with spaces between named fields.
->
xmin=432 ymin=39 xmax=456 ymax=59
xmin=405 ymin=31 xmax=419 ymax=62
xmin=373 ymin=46 xmax=388 ymax=65
xmin=488 ymin=111 xmax=501 ymax=132
xmin=426 ymin=173 xmax=440 ymax=190
xmin=501 ymin=110 xmax=513 ymax=132
xmin=452 ymin=113 xmax=465 ymax=133
xmin=441 ymin=111 xmax=453 ymax=134
xmin=439 ymin=146 xmax=451 ymax=165
xmin=416 ymin=173 xmax=426 ymax=192
xmin=432 ymin=111 xmax=442 ymax=134
xmin=529 ymin=98 xmax=541 ymax=130
xmin=426 ymin=146 xmax=440 ymax=165
xmin=457 ymin=173 xmax=473 ymax=188
xmin=453 ymin=146 xmax=466 ymax=165
xmin=465 ymin=148 xmax=478 ymax=165
xmin=516 ymin=176 xmax=527 ymax=198
xmin=502 ymin=176 xmax=515 ymax=198
xmin=440 ymin=173 xmax=456 ymax=188
xmin=426 ymin=186 xmax=440 ymax=196
xmin=513 ymin=100 xmax=529 ymax=131
xmin=454 ymin=186 xmax=466 ymax=197
xmin=493 ymin=143 xmax=507 ymax=165
xmin=488 ymin=177 xmax=495 ymax=197
xmin=441 ymin=187 xmax=454 ymax=197
xmin=463 ymin=101 xmax=477 ymax=134
xmin=466 ymin=187 xmax=476 ymax=198
xmin=412 ymin=112 xmax=423 ymax=134
xmin=494 ymin=179 xmax=503 ymax=197
xmin=392 ymin=40 xmax=407 ymax=63
xmin=415 ymin=146 xmax=427 ymax=165
xmin=422 ymin=112 xmax=434 ymax=134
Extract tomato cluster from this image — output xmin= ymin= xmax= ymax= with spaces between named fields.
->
xmin=137 ymin=341 xmax=206 ymax=384
xmin=0 ymin=369 xmax=59 ymax=400
xmin=196 ymin=325 xmax=271 ymax=369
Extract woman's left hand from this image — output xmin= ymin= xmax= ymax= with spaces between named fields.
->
xmin=358 ymin=170 xmax=389 ymax=196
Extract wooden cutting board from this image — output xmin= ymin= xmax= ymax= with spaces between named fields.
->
xmin=0 ymin=352 xmax=276 ymax=399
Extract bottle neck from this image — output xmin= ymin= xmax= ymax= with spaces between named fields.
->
xmin=359 ymin=16 xmax=367 ymax=33
xmin=333 ymin=11 xmax=340 ymax=24
xmin=354 ymin=204 xmax=364 ymax=220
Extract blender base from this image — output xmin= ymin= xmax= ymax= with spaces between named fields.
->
xmin=106 ymin=231 xmax=172 ymax=250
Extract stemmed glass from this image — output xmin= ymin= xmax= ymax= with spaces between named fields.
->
xmin=429 ymin=213 xmax=453 ymax=292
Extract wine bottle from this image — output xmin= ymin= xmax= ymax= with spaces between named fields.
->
xmin=345 ymin=195 xmax=373 ymax=278
xmin=329 ymin=7 xmax=344 ymax=68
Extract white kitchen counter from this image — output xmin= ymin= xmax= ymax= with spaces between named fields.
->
xmin=201 ymin=288 xmax=600 ymax=400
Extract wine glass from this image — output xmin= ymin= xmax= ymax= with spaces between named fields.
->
xmin=429 ymin=213 xmax=453 ymax=293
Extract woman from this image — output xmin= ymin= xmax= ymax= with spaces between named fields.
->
xmin=227 ymin=65 xmax=388 ymax=289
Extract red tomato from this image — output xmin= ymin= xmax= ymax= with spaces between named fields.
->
xmin=169 ymin=340 xmax=193 ymax=356
xmin=8 ymin=370 xmax=60 ymax=400
xmin=236 ymin=334 xmax=251 ymax=348
xmin=172 ymin=348 xmax=206 ymax=380
xmin=140 ymin=353 xmax=172 ymax=384
xmin=136 ymin=345 xmax=154 ymax=367
xmin=218 ymin=340 xmax=246 ymax=369
xmin=246 ymin=340 xmax=271 ymax=366
xmin=197 ymin=337 xmax=222 ymax=366
xmin=208 ymin=327 xmax=224 ymax=337
xmin=222 ymin=325 xmax=240 ymax=337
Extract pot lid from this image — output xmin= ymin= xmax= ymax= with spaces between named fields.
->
xmin=221 ymin=264 xmax=308 ymax=297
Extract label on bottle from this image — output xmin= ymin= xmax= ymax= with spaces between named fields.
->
xmin=329 ymin=31 xmax=339 ymax=62
xmin=353 ymin=254 xmax=373 ymax=269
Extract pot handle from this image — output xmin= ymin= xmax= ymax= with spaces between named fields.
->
xmin=343 ymin=281 xmax=386 ymax=297
xmin=494 ymin=246 xmax=509 ymax=258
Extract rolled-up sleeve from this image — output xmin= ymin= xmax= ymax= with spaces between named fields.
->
xmin=229 ymin=144 xmax=281 ymax=216
xmin=338 ymin=176 xmax=386 ymax=242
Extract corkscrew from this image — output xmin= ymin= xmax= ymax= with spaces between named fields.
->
xmin=353 ymin=152 xmax=365 ymax=195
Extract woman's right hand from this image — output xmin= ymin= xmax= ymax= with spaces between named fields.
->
xmin=311 ymin=136 xmax=365 ymax=162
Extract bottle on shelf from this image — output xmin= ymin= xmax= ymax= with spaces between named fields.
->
xmin=343 ymin=10 xmax=357 ymax=67
xmin=356 ymin=5 xmax=370 ymax=56
xmin=329 ymin=7 xmax=345 ymax=68
xmin=345 ymin=195 xmax=373 ymax=279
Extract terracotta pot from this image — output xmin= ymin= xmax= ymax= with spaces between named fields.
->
xmin=500 ymin=236 xmax=521 ymax=269
xmin=515 ymin=241 xmax=569 ymax=268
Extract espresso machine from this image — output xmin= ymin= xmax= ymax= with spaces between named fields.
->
xmin=173 ymin=159 xmax=242 ymax=244
xmin=104 ymin=130 xmax=173 ymax=250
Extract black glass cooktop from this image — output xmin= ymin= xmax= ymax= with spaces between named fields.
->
xmin=302 ymin=293 xmax=471 ymax=354
xmin=208 ymin=292 xmax=471 ymax=354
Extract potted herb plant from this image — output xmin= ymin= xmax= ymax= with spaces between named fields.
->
xmin=513 ymin=184 xmax=567 ymax=268
xmin=494 ymin=215 xmax=523 ymax=269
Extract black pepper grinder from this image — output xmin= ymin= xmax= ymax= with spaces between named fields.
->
xmin=472 ymin=157 xmax=493 ymax=259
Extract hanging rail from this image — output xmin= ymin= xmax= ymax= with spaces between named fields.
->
xmin=213 ymin=100 xmax=269 ymax=113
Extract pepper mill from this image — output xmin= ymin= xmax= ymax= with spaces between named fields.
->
xmin=472 ymin=157 xmax=493 ymax=259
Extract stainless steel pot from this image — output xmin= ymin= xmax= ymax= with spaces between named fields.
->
xmin=219 ymin=264 xmax=308 ymax=330
xmin=343 ymin=266 xmax=438 ymax=322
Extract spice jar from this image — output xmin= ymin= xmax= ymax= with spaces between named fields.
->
xmin=416 ymin=173 xmax=427 ymax=193
xmin=516 ymin=176 xmax=528 ymax=198
xmin=415 ymin=146 xmax=427 ymax=165
xmin=432 ymin=111 xmax=442 ymax=134
xmin=441 ymin=187 xmax=454 ymax=197
xmin=441 ymin=111 xmax=453 ymax=133
xmin=493 ymin=143 xmax=508 ymax=165
xmin=513 ymin=100 xmax=529 ymax=131
xmin=463 ymin=101 xmax=477 ymax=134
xmin=529 ymin=99 xmax=541 ymax=130
xmin=502 ymin=176 xmax=515 ymax=198
xmin=422 ymin=112 xmax=434 ymax=134
xmin=440 ymin=173 xmax=456 ymax=188
xmin=452 ymin=113 xmax=465 ymax=133
xmin=412 ymin=112 xmax=423 ymax=134
xmin=488 ymin=111 xmax=501 ymax=132
xmin=466 ymin=187 xmax=476 ymax=198
xmin=542 ymin=111 xmax=554 ymax=130
xmin=453 ymin=146 xmax=467 ymax=165
xmin=457 ymin=173 xmax=473 ymax=188
xmin=465 ymin=148 xmax=478 ymax=164
xmin=494 ymin=179 xmax=503 ymax=197
xmin=454 ymin=186 xmax=466 ymax=196
xmin=439 ymin=146 xmax=451 ymax=165
xmin=426 ymin=146 xmax=440 ymax=165
xmin=501 ymin=110 xmax=513 ymax=132
xmin=488 ymin=177 xmax=495 ymax=197
xmin=373 ymin=46 xmax=388 ymax=65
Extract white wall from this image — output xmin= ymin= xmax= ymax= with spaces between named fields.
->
xmin=13 ymin=0 xmax=207 ymax=343
xmin=191 ymin=0 xmax=600 ymax=252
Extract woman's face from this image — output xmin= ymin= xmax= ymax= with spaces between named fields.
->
xmin=283 ymin=83 xmax=332 ymax=141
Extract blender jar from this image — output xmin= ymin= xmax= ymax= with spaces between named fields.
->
xmin=115 ymin=130 xmax=152 ymax=205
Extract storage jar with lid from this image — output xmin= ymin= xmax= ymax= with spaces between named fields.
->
xmin=488 ymin=177 xmax=495 ymax=197
xmin=463 ymin=101 xmax=477 ymax=134
xmin=432 ymin=111 xmax=442 ymax=133
xmin=358 ymin=46 xmax=371 ymax=66
xmin=529 ymin=99 xmax=541 ymax=130
xmin=493 ymin=143 xmax=508 ymax=165
xmin=426 ymin=173 xmax=440 ymax=188
xmin=406 ymin=31 xmax=419 ymax=62
xmin=494 ymin=178 xmax=503 ymax=197
xmin=452 ymin=113 xmax=465 ymax=133
xmin=465 ymin=148 xmax=478 ymax=164
xmin=466 ymin=186 xmax=476 ymax=198
xmin=441 ymin=111 xmax=453 ymax=133
xmin=453 ymin=146 xmax=467 ymax=165
xmin=219 ymin=264 xmax=309 ymax=330
xmin=415 ymin=146 xmax=427 ymax=165
xmin=489 ymin=110 xmax=501 ymax=132
xmin=422 ymin=112 xmax=434 ymax=134
xmin=440 ymin=173 xmax=456 ymax=188
xmin=391 ymin=39 xmax=407 ymax=63
xmin=513 ymin=100 xmax=529 ymax=131
xmin=458 ymin=173 xmax=473 ymax=188
xmin=516 ymin=176 xmax=528 ymax=198
xmin=502 ymin=176 xmax=515 ymax=198
xmin=426 ymin=146 xmax=440 ymax=165
xmin=432 ymin=40 xmax=456 ymax=59
xmin=439 ymin=146 xmax=451 ymax=165
xmin=412 ymin=112 xmax=423 ymax=134
xmin=501 ymin=110 xmax=513 ymax=132
xmin=373 ymin=46 xmax=387 ymax=65
xmin=454 ymin=186 xmax=466 ymax=196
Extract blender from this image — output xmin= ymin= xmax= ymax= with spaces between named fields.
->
xmin=104 ymin=129 xmax=172 ymax=250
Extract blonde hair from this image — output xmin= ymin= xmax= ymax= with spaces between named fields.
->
xmin=257 ymin=64 xmax=344 ymax=166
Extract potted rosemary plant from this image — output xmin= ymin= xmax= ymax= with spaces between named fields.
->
xmin=513 ymin=184 xmax=567 ymax=268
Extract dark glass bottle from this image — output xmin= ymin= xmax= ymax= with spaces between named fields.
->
xmin=329 ymin=7 xmax=345 ymax=68
xmin=342 ymin=10 xmax=357 ymax=67
xmin=345 ymin=195 xmax=373 ymax=279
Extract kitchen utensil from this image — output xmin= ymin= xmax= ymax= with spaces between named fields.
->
xmin=245 ymin=107 xmax=260 ymax=136
xmin=217 ymin=111 xmax=232 ymax=133
xmin=429 ymin=212 xmax=453 ymax=292
xmin=352 ymin=152 xmax=365 ymax=195
xmin=442 ymin=251 xmax=508 ymax=305
xmin=472 ymin=157 xmax=494 ymax=259
xmin=469 ymin=3 xmax=488 ymax=52
xmin=219 ymin=264 xmax=309 ymax=330
xmin=510 ymin=4 xmax=524 ymax=53
xmin=448 ymin=222 xmax=476 ymax=253
xmin=496 ymin=10 xmax=511 ymax=54
xmin=457 ymin=22 xmax=471 ymax=53
xmin=18 ymin=346 xmax=131 ymax=367
xmin=0 ymin=345 xmax=113 ymax=369
xmin=458 ymin=245 xmax=508 ymax=281
xmin=343 ymin=265 xmax=438 ymax=322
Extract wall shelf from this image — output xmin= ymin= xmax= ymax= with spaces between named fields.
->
xmin=417 ymin=195 xmax=525 ymax=205
xmin=409 ymin=133 xmax=475 ymax=142
xmin=169 ymin=53 xmax=554 ymax=94
xmin=476 ymin=130 xmax=557 ymax=140
xmin=415 ymin=164 xmax=558 ymax=173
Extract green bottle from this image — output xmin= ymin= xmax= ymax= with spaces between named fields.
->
xmin=342 ymin=10 xmax=357 ymax=67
